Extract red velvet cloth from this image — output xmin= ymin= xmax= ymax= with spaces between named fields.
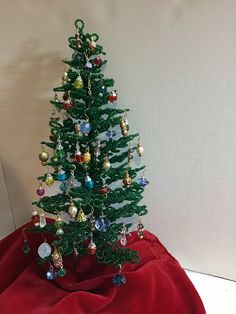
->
xmin=0 ymin=222 xmax=206 ymax=314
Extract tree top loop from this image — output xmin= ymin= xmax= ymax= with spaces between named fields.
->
xmin=74 ymin=19 xmax=85 ymax=31
xmin=90 ymin=33 xmax=99 ymax=42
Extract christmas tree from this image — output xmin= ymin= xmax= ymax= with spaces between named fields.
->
xmin=24 ymin=19 xmax=149 ymax=285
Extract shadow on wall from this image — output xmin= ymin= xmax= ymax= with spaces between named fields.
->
xmin=0 ymin=38 xmax=63 ymax=227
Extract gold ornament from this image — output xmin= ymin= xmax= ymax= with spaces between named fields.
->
xmin=39 ymin=151 xmax=49 ymax=163
xmin=45 ymin=173 xmax=54 ymax=186
xmin=89 ymin=40 xmax=96 ymax=51
xmin=120 ymin=118 xmax=126 ymax=129
xmin=74 ymin=76 xmax=84 ymax=89
xmin=103 ymin=156 xmax=111 ymax=171
xmin=68 ymin=200 xmax=78 ymax=218
xmin=137 ymin=143 xmax=144 ymax=157
xmin=123 ymin=170 xmax=132 ymax=187
xmin=83 ymin=151 xmax=91 ymax=163
xmin=76 ymin=208 xmax=87 ymax=223
xmin=62 ymin=71 xmax=68 ymax=85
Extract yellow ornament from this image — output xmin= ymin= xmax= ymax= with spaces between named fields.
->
xmin=39 ymin=150 xmax=49 ymax=163
xmin=83 ymin=151 xmax=91 ymax=163
xmin=74 ymin=76 xmax=84 ymax=89
xmin=45 ymin=173 xmax=54 ymax=186
xmin=76 ymin=208 xmax=87 ymax=223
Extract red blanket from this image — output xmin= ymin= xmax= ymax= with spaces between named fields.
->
xmin=0 ymin=222 xmax=206 ymax=314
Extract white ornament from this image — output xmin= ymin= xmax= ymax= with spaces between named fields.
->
xmin=38 ymin=242 xmax=52 ymax=259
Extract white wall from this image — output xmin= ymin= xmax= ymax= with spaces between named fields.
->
xmin=0 ymin=0 xmax=236 ymax=280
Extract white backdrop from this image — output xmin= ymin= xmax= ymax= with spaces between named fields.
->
xmin=0 ymin=0 xmax=236 ymax=280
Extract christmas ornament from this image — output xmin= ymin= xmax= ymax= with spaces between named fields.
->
xmin=51 ymin=248 xmax=66 ymax=277
xmin=83 ymin=148 xmax=91 ymax=163
xmin=93 ymin=57 xmax=102 ymax=66
xmin=95 ymin=215 xmax=110 ymax=232
xmin=120 ymin=115 xmax=129 ymax=137
xmin=80 ymin=121 xmax=92 ymax=136
xmin=45 ymin=173 xmax=54 ymax=186
xmin=112 ymin=266 xmax=126 ymax=286
xmin=100 ymin=85 xmax=107 ymax=96
xmin=108 ymin=90 xmax=117 ymax=103
xmin=137 ymin=219 xmax=144 ymax=239
xmin=57 ymin=168 xmax=67 ymax=181
xmin=76 ymin=207 xmax=87 ymax=222
xmin=53 ymin=92 xmax=60 ymax=103
xmin=74 ymin=75 xmax=84 ymax=89
xmin=46 ymin=265 xmax=57 ymax=281
xmin=138 ymin=174 xmax=149 ymax=188
xmin=67 ymin=167 xmax=77 ymax=187
xmin=99 ymin=177 xmax=110 ymax=195
xmin=38 ymin=241 xmax=52 ymax=259
xmin=68 ymin=200 xmax=78 ymax=218
xmin=128 ymin=145 xmax=134 ymax=164
xmin=74 ymin=122 xmax=83 ymax=136
xmin=137 ymin=142 xmax=144 ymax=157
xmin=62 ymin=69 xmax=69 ymax=85
xmin=31 ymin=207 xmax=39 ymax=227
xmin=92 ymin=139 xmax=101 ymax=157
xmin=123 ymin=170 xmax=132 ymax=187
xmin=54 ymin=137 xmax=65 ymax=160
xmin=106 ymin=129 xmax=116 ymax=142
xmin=59 ymin=181 xmax=69 ymax=193
xmin=74 ymin=144 xmax=83 ymax=163
xmin=36 ymin=183 xmax=45 ymax=197
xmin=89 ymin=39 xmax=96 ymax=51
xmin=88 ymin=234 xmax=96 ymax=255
xmin=85 ymin=60 xmax=93 ymax=69
xmin=64 ymin=98 xmax=73 ymax=110
xmin=39 ymin=147 xmax=49 ymax=166
xmin=85 ymin=174 xmax=94 ymax=189
xmin=103 ymin=156 xmax=111 ymax=171
xmin=88 ymin=213 xmax=96 ymax=231
xmin=56 ymin=227 xmax=64 ymax=236
xmin=39 ymin=210 xmax=47 ymax=228
xmin=119 ymin=224 xmax=128 ymax=246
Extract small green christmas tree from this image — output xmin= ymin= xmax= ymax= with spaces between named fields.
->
xmin=26 ymin=19 xmax=149 ymax=285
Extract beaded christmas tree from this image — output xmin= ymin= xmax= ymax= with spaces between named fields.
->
xmin=23 ymin=19 xmax=149 ymax=285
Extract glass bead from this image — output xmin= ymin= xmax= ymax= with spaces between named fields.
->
xmin=112 ymin=273 xmax=126 ymax=286
xmin=106 ymin=129 xmax=116 ymax=142
xmin=38 ymin=242 xmax=52 ymax=259
xmin=95 ymin=217 xmax=110 ymax=232
xmin=46 ymin=271 xmax=56 ymax=280
xmin=138 ymin=176 xmax=149 ymax=188
xmin=57 ymin=171 xmax=67 ymax=181
xmin=57 ymin=268 xmax=66 ymax=277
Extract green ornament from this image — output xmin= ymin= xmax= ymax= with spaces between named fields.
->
xmin=57 ymin=267 xmax=66 ymax=277
xmin=23 ymin=244 xmax=30 ymax=254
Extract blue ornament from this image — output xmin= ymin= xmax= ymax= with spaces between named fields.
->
xmin=106 ymin=129 xmax=116 ymax=142
xmin=46 ymin=270 xmax=57 ymax=281
xmin=57 ymin=170 xmax=67 ymax=181
xmin=138 ymin=176 xmax=149 ymax=188
xmin=80 ymin=121 xmax=92 ymax=136
xmin=85 ymin=174 xmax=94 ymax=189
xmin=59 ymin=181 xmax=69 ymax=192
xmin=95 ymin=217 xmax=110 ymax=232
xmin=112 ymin=273 xmax=126 ymax=286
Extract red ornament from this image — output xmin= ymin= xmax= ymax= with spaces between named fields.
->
xmin=99 ymin=186 xmax=110 ymax=195
xmin=74 ymin=151 xmax=83 ymax=163
xmin=63 ymin=92 xmax=69 ymax=101
xmin=93 ymin=57 xmax=102 ymax=66
xmin=88 ymin=242 xmax=97 ymax=255
xmin=64 ymin=99 xmax=73 ymax=110
xmin=108 ymin=90 xmax=117 ymax=103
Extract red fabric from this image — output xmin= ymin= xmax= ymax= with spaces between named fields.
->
xmin=0 ymin=221 xmax=206 ymax=314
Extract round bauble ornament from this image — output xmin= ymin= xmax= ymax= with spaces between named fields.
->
xmin=95 ymin=217 xmax=110 ymax=232
xmin=38 ymin=242 xmax=52 ymax=259
xmin=36 ymin=184 xmax=45 ymax=197
xmin=45 ymin=173 xmax=54 ymax=186
xmin=39 ymin=151 xmax=49 ymax=163
xmin=56 ymin=227 xmax=64 ymax=236
xmin=46 ymin=270 xmax=56 ymax=281
xmin=64 ymin=99 xmax=73 ymax=110
xmin=123 ymin=171 xmax=132 ymax=187
xmin=121 ymin=128 xmax=128 ymax=137
xmin=108 ymin=90 xmax=117 ymax=103
xmin=99 ymin=186 xmax=110 ymax=195
xmin=93 ymin=57 xmax=102 ymax=66
xmin=80 ymin=121 xmax=92 ymax=136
